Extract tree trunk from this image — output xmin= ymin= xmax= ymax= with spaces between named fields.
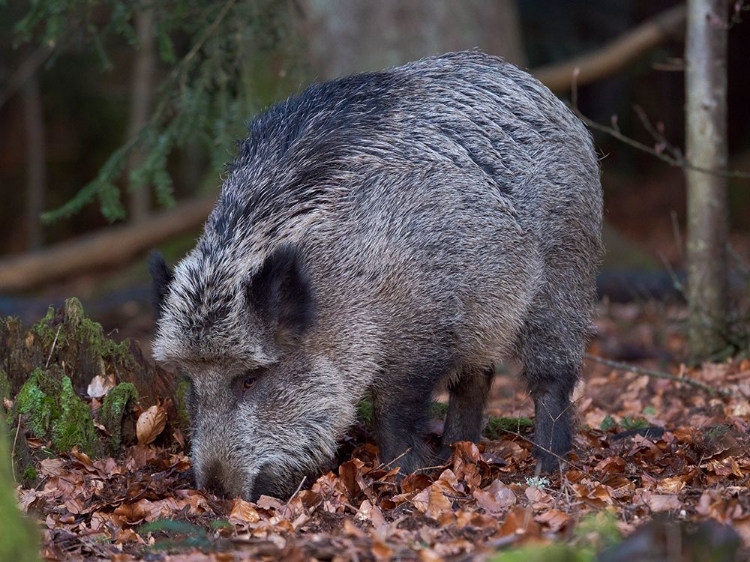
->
xmin=126 ymin=7 xmax=156 ymax=224
xmin=21 ymin=72 xmax=46 ymax=251
xmin=301 ymin=0 xmax=526 ymax=79
xmin=685 ymin=0 xmax=729 ymax=360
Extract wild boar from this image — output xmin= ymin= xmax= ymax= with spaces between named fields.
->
xmin=150 ymin=50 xmax=603 ymax=500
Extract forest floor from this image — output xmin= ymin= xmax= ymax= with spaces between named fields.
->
xmin=7 ymin=298 xmax=750 ymax=561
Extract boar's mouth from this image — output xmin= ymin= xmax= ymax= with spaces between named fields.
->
xmin=250 ymin=461 xmax=320 ymax=502
xmin=250 ymin=462 xmax=286 ymax=501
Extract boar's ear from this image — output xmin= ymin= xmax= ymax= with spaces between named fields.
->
xmin=148 ymin=251 xmax=174 ymax=320
xmin=247 ymin=245 xmax=315 ymax=346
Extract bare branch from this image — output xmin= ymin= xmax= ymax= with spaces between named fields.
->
xmin=585 ymin=353 xmax=731 ymax=396
xmin=571 ymin=106 xmax=750 ymax=179
xmin=0 ymin=43 xmax=55 ymax=109
xmin=633 ymin=104 xmax=683 ymax=162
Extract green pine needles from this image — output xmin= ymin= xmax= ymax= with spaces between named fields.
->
xmin=10 ymin=0 xmax=305 ymax=222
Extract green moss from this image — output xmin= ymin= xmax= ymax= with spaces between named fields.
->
xmin=14 ymin=369 xmax=60 ymax=439
xmin=600 ymin=415 xmax=617 ymax=432
xmin=174 ymin=379 xmax=192 ymax=432
xmin=52 ymin=377 xmax=99 ymax=455
xmin=487 ymin=513 xmax=620 ymax=562
xmin=355 ymin=398 xmax=533 ymax=442
xmin=100 ymin=383 xmax=138 ymax=450
xmin=705 ymin=425 xmax=730 ymax=442
xmin=76 ymin=311 xmax=131 ymax=364
xmin=0 ymin=414 xmax=41 ymax=561
xmin=483 ymin=416 xmax=534 ymax=440
xmin=356 ymin=399 xmax=449 ymax=426
xmin=13 ymin=369 xmax=98 ymax=455
xmin=620 ymin=416 xmax=650 ymax=431
xmin=0 ymin=369 xmax=10 ymax=404
xmin=138 ymin=518 xmax=212 ymax=550
xmin=488 ymin=544 xmax=593 ymax=562
xmin=31 ymin=298 xmax=132 ymax=365
xmin=8 ymin=298 xmax=153 ymax=457
xmin=575 ymin=511 xmax=621 ymax=552
xmin=356 ymin=397 xmax=374 ymax=425
xmin=209 ymin=519 xmax=233 ymax=531
xmin=22 ymin=466 xmax=37 ymax=481
xmin=30 ymin=305 xmax=59 ymax=348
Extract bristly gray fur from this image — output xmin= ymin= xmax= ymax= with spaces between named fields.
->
xmin=151 ymin=50 xmax=603 ymax=500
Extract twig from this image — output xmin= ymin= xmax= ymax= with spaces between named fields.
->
xmin=633 ymin=104 xmax=683 ymax=161
xmin=413 ymin=462 xmax=449 ymax=474
xmin=280 ymin=475 xmax=307 ymax=518
xmin=45 ymin=325 xmax=62 ymax=368
xmin=571 ymin=106 xmax=750 ymax=180
xmin=585 ymin=353 xmax=731 ymax=396
xmin=377 ymin=447 xmax=412 ymax=471
xmin=496 ymin=426 xmax=599 ymax=480
xmin=670 ymin=210 xmax=684 ymax=263
xmin=174 ymin=0 xmax=237 ymax=92
xmin=12 ymin=414 xmax=22 ymax=484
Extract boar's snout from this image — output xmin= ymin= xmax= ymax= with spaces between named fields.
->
xmin=249 ymin=463 xmax=278 ymax=502
xmin=201 ymin=461 xmax=228 ymax=498
xmin=194 ymin=453 xmax=249 ymax=500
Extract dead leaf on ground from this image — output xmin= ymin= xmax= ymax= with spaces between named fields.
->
xmin=136 ymin=404 xmax=167 ymax=445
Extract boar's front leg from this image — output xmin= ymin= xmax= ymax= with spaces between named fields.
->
xmin=439 ymin=365 xmax=495 ymax=458
xmin=372 ymin=377 xmax=435 ymax=474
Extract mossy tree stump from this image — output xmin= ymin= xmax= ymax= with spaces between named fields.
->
xmin=1 ymin=298 xmax=184 ymax=478
xmin=0 ymin=298 xmax=174 ymax=404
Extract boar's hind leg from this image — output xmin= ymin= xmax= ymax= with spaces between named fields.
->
xmin=373 ymin=382 xmax=435 ymax=475
xmin=519 ymin=315 xmax=582 ymax=473
xmin=439 ymin=365 xmax=494 ymax=458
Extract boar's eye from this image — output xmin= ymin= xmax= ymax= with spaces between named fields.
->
xmin=232 ymin=369 xmax=263 ymax=398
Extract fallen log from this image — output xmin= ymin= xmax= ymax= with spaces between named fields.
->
xmin=534 ymin=4 xmax=686 ymax=93
xmin=0 ymin=196 xmax=215 ymax=293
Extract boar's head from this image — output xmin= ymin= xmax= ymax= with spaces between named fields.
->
xmin=150 ymin=245 xmax=347 ymax=500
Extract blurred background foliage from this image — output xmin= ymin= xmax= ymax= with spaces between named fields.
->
xmin=0 ymin=0 xmax=749 ymax=339
xmin=4 ymin=0 xmax=306 ymax=224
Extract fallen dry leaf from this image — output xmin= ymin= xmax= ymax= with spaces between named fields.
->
xmin=535 ymin=508 xmax=571 ymax=532
xmin=412 ymin=484 xmax=453 ymax=521
xmin=230 ymin=499 xmax=261 ymax=524
xmin=136 ymin=405 xmax=167 ymax=445
xmin=87 ymin=373 xmax=116 ymax=398
xmin=10 ymin=301 xmax=750 ymax=560
xmin=644 ymin=493 xmax=682 ymax=513
xmin=473 ymin=479 xmax=516 ymax=513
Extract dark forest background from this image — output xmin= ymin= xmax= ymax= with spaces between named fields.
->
xmin=1 ymin=0 xmax=749 ymax=344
